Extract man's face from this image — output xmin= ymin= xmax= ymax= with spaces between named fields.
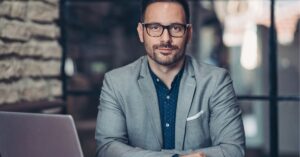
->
xmin=137 ymin=2 xmax=192 ymax=66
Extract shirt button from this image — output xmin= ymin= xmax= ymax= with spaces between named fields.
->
xmin=166 ymin=95 xmax=170 ymax=99
xmin=166 ymin=123 xmax=170 ymax=127
xmin=156 ymin=78 xmax=160 ymax=82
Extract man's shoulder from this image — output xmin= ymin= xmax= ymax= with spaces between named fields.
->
xmin=189 ymin=57 xmax=232 ymax=94
xmin=189 ymin=57 xmax=228 ymax=78
xmin=105 ymin=56 xmax=145 ymax=81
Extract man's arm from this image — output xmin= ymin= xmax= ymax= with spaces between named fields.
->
xmin=163 ymin=70 xmax=245 ymax=157
xmin=95 ymin=73 xmax=176 ymax=157
xmin=203 ymin=70 xmax=245 ymax=157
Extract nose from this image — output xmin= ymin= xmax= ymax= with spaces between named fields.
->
xmin=160 ymin=28 xmax=171 ymax=42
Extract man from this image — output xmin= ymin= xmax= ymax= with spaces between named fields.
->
xmin=95 ymin=0 xmax=245 ymax=157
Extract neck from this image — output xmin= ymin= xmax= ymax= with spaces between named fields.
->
xmin=148 ymin=56 xmax=185 ymax=89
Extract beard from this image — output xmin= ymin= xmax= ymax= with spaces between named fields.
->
xmin=147 ymin=41 xmax=187 ymax=66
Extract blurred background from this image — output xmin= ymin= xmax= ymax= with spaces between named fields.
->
xmin=0 ymin=0 xmax=299 ymax=157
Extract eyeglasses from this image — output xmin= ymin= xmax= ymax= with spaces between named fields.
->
xmin=141 ymin=23 xmax=191 ymax=38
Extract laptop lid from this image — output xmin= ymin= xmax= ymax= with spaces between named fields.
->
xmin=0 ymin=111 xmax=84 ymax=157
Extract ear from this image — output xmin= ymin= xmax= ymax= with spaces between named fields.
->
xmin=187 ymin=25 xmax=193 ymax=43
xmin=137 ymin=23 xmax=144 ymax=43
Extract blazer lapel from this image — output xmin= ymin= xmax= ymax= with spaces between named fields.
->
xmin=175 ymin=58 xmax=196 ymax=149
xmin=137 ymin=57 xmax=163 ymax=147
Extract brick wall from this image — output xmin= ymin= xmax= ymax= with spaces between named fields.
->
xmin=0 ymin=0 xmax=62 ymax=105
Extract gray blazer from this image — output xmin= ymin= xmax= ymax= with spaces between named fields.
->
xmin=95 ymin=56 xmax=245 ymax=157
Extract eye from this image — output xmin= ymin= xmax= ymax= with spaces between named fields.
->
xmin=148 ymin=24 xmax=161 ymax=31
xmin=171 ymin=25 xmax=183 ymax=32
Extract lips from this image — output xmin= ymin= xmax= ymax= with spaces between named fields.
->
xmin=158 ymin=48 xmax=172 ymax=51
xmin=158 ymin=48 xmax=173 ymax=55
xmin=153 ymin=43 xmax=178 ymax=55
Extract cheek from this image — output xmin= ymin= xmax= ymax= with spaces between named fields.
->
xmin=174 ymin=38 xmax=187 ymax=48
xmin=183 ymin=36 xmax=190 ymax=45
xmin=143 ymin=37 xmax=156 ymax=48
xmin=143 ymin=38 xmax=155 ymax=53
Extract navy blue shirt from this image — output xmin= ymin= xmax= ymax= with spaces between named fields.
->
xmin=149 ymin=65 xmax=184 ymax=149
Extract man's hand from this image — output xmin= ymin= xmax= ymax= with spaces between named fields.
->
xmin=181 ymin=152 xmax=206 ymax=157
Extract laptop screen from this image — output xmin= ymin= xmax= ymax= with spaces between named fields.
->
xmin=0 ymin=112 xmax=84 ymax=157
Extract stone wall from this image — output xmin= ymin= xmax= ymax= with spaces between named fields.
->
xmin=0 ymin=0 xmax=62 ymax=105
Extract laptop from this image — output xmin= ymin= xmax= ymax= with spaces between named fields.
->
xmin=0 ymin=111 xmax=84 ymax=157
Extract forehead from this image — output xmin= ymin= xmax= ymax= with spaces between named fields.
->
xmin=144 ymin=2 xmax=186 ymax=24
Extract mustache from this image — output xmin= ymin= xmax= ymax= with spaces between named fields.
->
xmin=153 ymin=42 xmax=179 ymax=50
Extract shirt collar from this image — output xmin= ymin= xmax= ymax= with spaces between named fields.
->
xmin=148 ymin=61 xmax=185 ymax=88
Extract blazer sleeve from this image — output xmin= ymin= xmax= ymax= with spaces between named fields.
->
xmin=205 ymin=70 xmax=245 ymax=157
xmin=95 ymin=73 xmax=175 ymax=157
xmin=163 ymin=70 xmax=246 ymax=157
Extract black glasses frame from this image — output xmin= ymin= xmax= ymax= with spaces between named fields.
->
xmin=141 ymin=23 xmax=191 ymax=38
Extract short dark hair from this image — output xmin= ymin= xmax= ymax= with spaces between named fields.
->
xmin=140 ymin=0 xmax=190 ymax=23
